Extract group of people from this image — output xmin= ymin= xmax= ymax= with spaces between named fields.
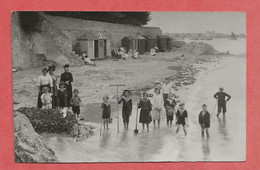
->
xmin=37 ymin=64 xmax=81 ymax=119
xmin=37 ymin=65 xmax=231 ymax=137
xmin=111 ymin=48 xmax=140 ymax=61
xmin=100 ymin=79 xmax=231 ymax=138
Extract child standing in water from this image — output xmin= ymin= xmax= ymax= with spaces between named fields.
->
xmin=70 ymin=89 xmax=81 ymax=120
xmin=118 ymin=90 xmax=132 ymax=130
xmin=198 ymin=104 xmax=210 ymax=138
xmin=162 ymin=79 xmax=172 ymax=104
xmin=41 ymin=87 xmax=52 ymax=109
xmin=165 ymin=93 xmax=176 ymax=126
xmin=176 ymin=102 xmax=188 ymax=135
xmin=101 ymin=96 xmax=111 ymax=130
xmin=151 ymin=87 xmax=164 ymax=129
xmin=138 ymin=92 xmax=152 ymax=132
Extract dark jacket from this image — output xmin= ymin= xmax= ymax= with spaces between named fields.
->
xmin=118 ymin=97 xmax=132 ymax=114
xmin=198 ymin=111 xmax=210 ymax=128
xmin=214 ymin=92 xmax=231 ymax=104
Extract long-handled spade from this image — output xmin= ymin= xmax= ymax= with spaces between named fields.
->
xmin=109 ymin=84 xmax=126 ymax=133
xmin=100 ymin=114 xmax=103 ymax=136
xmin=134 ymin=101 xmax=139 ymax=134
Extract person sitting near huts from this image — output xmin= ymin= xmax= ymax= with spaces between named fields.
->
xmin=120 ymin=47 xmax=129 ymax=60
xmin=133 ymin=50 xmax=140 ymax=59
xmin=41 ymin=87 xmax=52 ymax=110
xmin=82 ymin=52 xmax=96 ymax=66
xmin=37 ymin=68 xmax=53 ymax=108
xmin=150 ymin=48 xmax=156 ymax=56
xmin=111 ymin=49 xmax=118 ymax=61
xmin=128 ymin=49 xmax=134 ymax=59
xmin=154 ymin=46 xmax=159 ymax=52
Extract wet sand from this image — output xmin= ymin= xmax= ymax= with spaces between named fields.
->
xmin=41 ymin=55 xmax=246 ymax=162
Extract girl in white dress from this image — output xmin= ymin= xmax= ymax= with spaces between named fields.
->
xmin=151 ymin=87 xmax=164 ymax=129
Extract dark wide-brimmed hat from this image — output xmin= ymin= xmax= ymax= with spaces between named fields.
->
xmin=48 ymin=64 xmax=56 ymax=71
xmin=123 ymin=89 xmax=131 ymax=95
xmin=42 ymin=68 xmax=48 ymax=73
xmin=63 ymin=64 xmax=70 ymax=68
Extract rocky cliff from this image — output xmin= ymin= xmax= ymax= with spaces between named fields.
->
xmin=14 ymin=111 xmax=58 ymax=163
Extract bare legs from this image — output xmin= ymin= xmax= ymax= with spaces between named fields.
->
xmin=142 ymin=123 xmax=149 ymax=132
xmin=103 ymin=119 xmax=109 ymax=130
xmin=153 ymin=120 xmax=160 ymax=129
xmin=201 ymin=127 xmax=209 ymax=138
xmin=176 ymin=124 xmax=187 ymax=135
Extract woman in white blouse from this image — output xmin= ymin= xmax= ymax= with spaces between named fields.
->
xmin=151 ymin=87 xmax=164 ymax=129
xmin=37 ymin=68 xmax=53 ymax=108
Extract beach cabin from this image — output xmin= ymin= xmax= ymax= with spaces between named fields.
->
xmin=143 ymin=35 xmax=158 ymax=52
xmin=77 ymin=32 xmax=108 ymax=59
xmin=157 ymin=35 xmax=172 ymax=52
xmin=121 ymin=35 xmax=146 ymax=54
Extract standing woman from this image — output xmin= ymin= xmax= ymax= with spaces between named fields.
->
xmin=118 ymin=90 xmax=132 ymax=130
xmin=48 ymin=65 xmax=58 ymax=108
xmin=60 ymin=64 xmax=73 ymax=107
xmin=151 ymin=87 xmax=164 ymax=129
xmin=37 ymin=68 xmax=53 ymax=108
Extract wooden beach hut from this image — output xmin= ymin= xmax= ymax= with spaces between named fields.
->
xmin=77 ymin=32 xmax=108 ymax=59
xmin=121 ymin=35 xmax=146 ymax=54
xmin=143 ymin=35 xmax=158 ymax=52
xmin=157 ymin=35 xmax=172 ymax=52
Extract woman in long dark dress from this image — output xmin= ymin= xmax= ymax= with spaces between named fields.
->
xmin=60 ymin=64 xmax=73 ymax=107
xmin=37 ymin=68 xmax=53 ymax=108
xmin=138 ymin=92 xmax=152 ymax=132
xmin=118 ymin=90 xmax=132 ymax=130
xmin=48 ymin=65 xmax=58 ymax=108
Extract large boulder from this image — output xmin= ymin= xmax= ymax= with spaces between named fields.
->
xmin=17 ymin=107 xmax=94 ymax=139
xmin=14 ymin=111 xmax=58 ymax=163
xmin=180 ymin=42 xmax=219 ymax=55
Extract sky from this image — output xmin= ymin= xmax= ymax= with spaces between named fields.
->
xmin=146 ymin=12 xmax=246 ymax=34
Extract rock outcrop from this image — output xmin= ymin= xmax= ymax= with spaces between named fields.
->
xmin=17 ymin=107 xmax=94 ymax=139
xmin=180 ymin=42 xmax=219 ymax=55
xmin=14 ymin=111 xmax=58 ymax=163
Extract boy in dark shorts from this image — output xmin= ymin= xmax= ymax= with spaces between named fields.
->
xmin=176 ymin=102 xmax=188 ymax=135
xmin=101 ymin=96 xmax=111 ymax=130
xmin=198 ymin=104 xmax=210 ymax=138
xmin=214 ymin=87 xmax=231 ymax=118
xmin=70 ymin=89 xmax=81 ymax=120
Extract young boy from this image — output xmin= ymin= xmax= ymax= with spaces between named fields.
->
xmin=198 ymin=104 xmax=210 ymax=138
xmin=70 ymin=89 xmax=81 ymax=119
xmin=41 ymin=87 xmax=52 ymax=110
xmin=213 ymin=87 xmax=231 ymax=118
xmin=176 ymin=102 xmax=188 ymax=135
xmin=101 ymin=96 xmax=111 ymax=130
xmin=165 ymin=93 xmax=176 ymax=126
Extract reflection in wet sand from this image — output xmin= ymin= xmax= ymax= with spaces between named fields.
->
xmin=202 ymin=139 xmax=210 ymax=160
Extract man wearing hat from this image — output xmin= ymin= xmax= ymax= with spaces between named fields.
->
xmin=60 ymin=64 xmax=73 ymax=107
xmin=214 ymin=87 xmax=231 ymax=118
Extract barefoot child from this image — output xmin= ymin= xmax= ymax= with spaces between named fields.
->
xmin=213 ymin=87 xmax=231 ymax=118
xmin=138 ymin=92 xmax=152 ymax=132
xmin=101 ymin=96 xmax=111 ymax=130
xmin=151 ymin=87 xmax=164 ymax=129
xmin=41 ymin=87 xmax=52 ymax=109
xmin=70 ymin=89 xmax=81 ymax=120
xmin=176 ymin=102 xmax=188 ymax=135
xmin=165 ymin=93 xmax=176 ymax=126
xmin=118 ymin=90 xmax=132 ymax=130
xmin=198 ymin=104 xmax=210 ymax=138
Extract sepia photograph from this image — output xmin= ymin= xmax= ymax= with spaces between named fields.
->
xmin=12 ymin=11 xmax=246 ymax=163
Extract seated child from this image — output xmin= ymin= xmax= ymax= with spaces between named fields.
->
xmin=41 ymin=87 xmax=52 ymax=109
xmin=70 ymin=89 xmax=81 ymax=120
xmin=84 ymin=56 xmax=96 ymax=66
xmin=198 ymin=104 xmax=210 ymax=138
xmin=176 ymin=102 xmax=188 ymax=135
xmin=101 ymin=96 xmax=111 ymax=130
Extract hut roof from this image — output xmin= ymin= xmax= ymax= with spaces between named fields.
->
xmin=123 ymin=35 xmax=146 ymax=40
xmin=78 ymin=32 xmax=107 ymax=40
xmin=143 ymin=35 xmax=157 ymax=39
xmin=157 ymin=35 xmax=171 ymax=39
